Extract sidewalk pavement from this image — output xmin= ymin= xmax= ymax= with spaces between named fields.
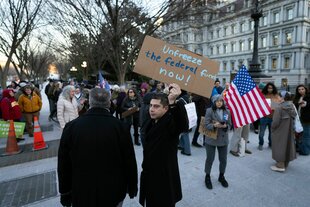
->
xmin=1 ymin=86 xmax=310 ymax=207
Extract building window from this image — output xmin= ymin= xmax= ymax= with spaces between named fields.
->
xmin=240 ymin=41 xmax=245 ymax=51
xmin=223 ymin=62 xmax=227 ymax=71
xmin=240 ymin=22 xmax=244 ymax=32
xmin=238 ymin=60 xmax=244 ymax=68
xmin=285 ymin=32 xmax=292 ymax=44
xmin=216 ymin=46 xmax=220 ymax=54
xmin=231 ymin=42 xmax=236 ymax=52
xmin=284 ymin=57 xmax=290 ymax=68
xmin=210 ymin=47 xmax=214 ymax=55
xmin=272 ymin=58 xmax=277 ymax=69
xmin=281 ymin=78 xmax=288 ymax=88
xmin=231 ymin=61 xmax=235 ymax=71
xmin=223 ymin=44 xmax=227 ymax=54
xmin=249 ymin=39 xmax=253 ymax=50
xmin=287 ymin=8 xmax=293 ymax=20
xmin=250 ymin=20 xmax=254 ymax=30
xmin=217 ymin=29 xmax=220 ymax=38
xmin=183 ymin=34 xmax=188 ymax=42
xmin=262 ymin=15 xmax=268 ymax=26
xmin=260 ymin=59 xmax=265 ymax=69
xmin=261 ymin=36 xmax=267 ymax=48
xmin=224 ymin=27 xmax=227 ymax=36
xmin=274 ymin=11 xmax=280 ymax=23
xmin=210 ymin=31 xmax=214 ymax=39
xmin=272 ymin=34 xmax=279 ymax=46
xmin=244 ymin=0 xmax=250 ymax=8
xmin=231 ymin=25 xmax=235 ymax=35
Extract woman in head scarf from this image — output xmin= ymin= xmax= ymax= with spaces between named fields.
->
xmin=204 ymin=94 xmax=231 ymax=190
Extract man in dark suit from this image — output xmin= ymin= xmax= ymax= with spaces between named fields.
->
xmin=58 ymin=88 xmax=138 ymax=207
xmin=139 ymin=83 xmax=189 ymax=207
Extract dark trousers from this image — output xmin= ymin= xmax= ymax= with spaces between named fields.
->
xmin=124 ymin=115 xmax=140 ymax=144
xmin=192 ymin=116 xmax=205 ymax=144
xmin=204 ymin=144 xmax=228 ymax=175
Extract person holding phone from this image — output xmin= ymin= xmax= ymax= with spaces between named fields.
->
xmin=204 ymin=94 xmax=231 ymax=190
xmin=293 ymin=84 xmax=310 ymax=155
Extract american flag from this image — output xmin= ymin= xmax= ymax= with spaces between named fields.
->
xmin=224 ymin=65 xmax=271 ymax=128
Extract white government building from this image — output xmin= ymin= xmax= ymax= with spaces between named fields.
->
xmin=160 ymin=0 xmax=310 ymax=92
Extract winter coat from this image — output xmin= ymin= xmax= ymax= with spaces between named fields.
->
xmin=18 ymin=92 xmax=42 ymax=113
xmin=271 ymin=101 xmax=297 ymax=162
xmin=294 ymin=94 xmax=310 ymax=124
xmin=116 ymin=92 xmax=126 ymax=114
xmin=204 ymin=107 xmax=231 ymax=146
xmin=139 ymin=101 xmax=188 ymax=207
xmin=58 ymin=108 xmax=138 ymax=206
xmin=192 ymin=94 xmax=211 ymax=117
xmin=57 ymin=96 xmax=79 ymax=129
xmin=0 ymin=89 xmax=22 ymax=120
xmin=121 ymin=96 xmax=142 ymax=119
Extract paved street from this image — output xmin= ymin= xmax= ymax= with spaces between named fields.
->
xmin=0 ymin=84 xmax=309 ymax=207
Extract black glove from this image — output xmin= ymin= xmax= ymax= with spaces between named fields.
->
xmin=60 ymin=192 xmax=72 ymax=206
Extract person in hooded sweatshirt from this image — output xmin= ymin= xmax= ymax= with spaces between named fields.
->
xmin=270 ymin=91 xmax=297 ymax=172
xmin=1 ymin=89 xmax=22 ymax=122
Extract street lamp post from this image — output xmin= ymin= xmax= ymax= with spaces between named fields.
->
xmin=249 ymin=0 xmax=263 ymax=77
xmin=81 ymin=61 xmax=87 ymax=82
xmin=249 ymin=0 xmax=271 ymax=83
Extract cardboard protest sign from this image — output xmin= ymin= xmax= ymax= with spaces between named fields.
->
xmin=134 ymin=36 xmax=220 ymax=97
xmin=0 ymin=121 xmax=26 ymax=138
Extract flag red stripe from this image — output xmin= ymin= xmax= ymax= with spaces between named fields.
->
xmin=225 ymin=84 xmax=241 ymax=128
xmin=225 ymin=83 xmax=271 ymax=128
xmin=240 ymin=93 xmax=255 ymax=123
xmin=230 ymin=84 xmax=249 ymax=126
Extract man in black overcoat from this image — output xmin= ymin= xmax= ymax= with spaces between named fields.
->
xmin=58 ymin=88 xmax=138 ymax=207
xmin=139 ymin=83 xmax=189 ymax=207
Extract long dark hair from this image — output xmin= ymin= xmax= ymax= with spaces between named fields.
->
xmin=293 ymin=84 xmax=309 ymax=103
xmin=262 ymin=82 xmax=278 ymax=95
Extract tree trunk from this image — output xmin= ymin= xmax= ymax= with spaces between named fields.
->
xmin=1 ymin=59 xmax=12 ymax=88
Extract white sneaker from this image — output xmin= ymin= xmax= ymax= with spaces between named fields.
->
xmin=270 ymin=165 xmax=285 ymax=172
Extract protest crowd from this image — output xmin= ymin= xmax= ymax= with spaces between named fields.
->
xmin=0 ymin=73 xmax=309 ymax=207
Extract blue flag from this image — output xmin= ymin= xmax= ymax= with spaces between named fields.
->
xmin=99 ymin=71 xmax=111 ymax=92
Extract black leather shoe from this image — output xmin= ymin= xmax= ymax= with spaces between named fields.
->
xmin=218 ymin=175 xmax=228 ymax=188
xmin=230 ymin=150 xmax=239 ymax=157
xmin=181 ymin=151 xmax=191 ymax=156
xmin=16 ymin=138 xmax=25 ymax=143
xmin=205 ymin=175 xmax=213 ymax=189
xmin=192 ymin=142 xmax=203 ymax=148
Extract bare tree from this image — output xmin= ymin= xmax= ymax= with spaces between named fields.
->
xmin=10 ymin=37 xmax=55 ymax=83
xmin=0 ymin=0 xmax=44 ymax=88
xmin=48 ymin=0 xmax=197 ymax=84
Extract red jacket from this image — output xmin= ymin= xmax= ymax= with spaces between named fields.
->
xmin=1 ymin=89 xmax=22 ymax=121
